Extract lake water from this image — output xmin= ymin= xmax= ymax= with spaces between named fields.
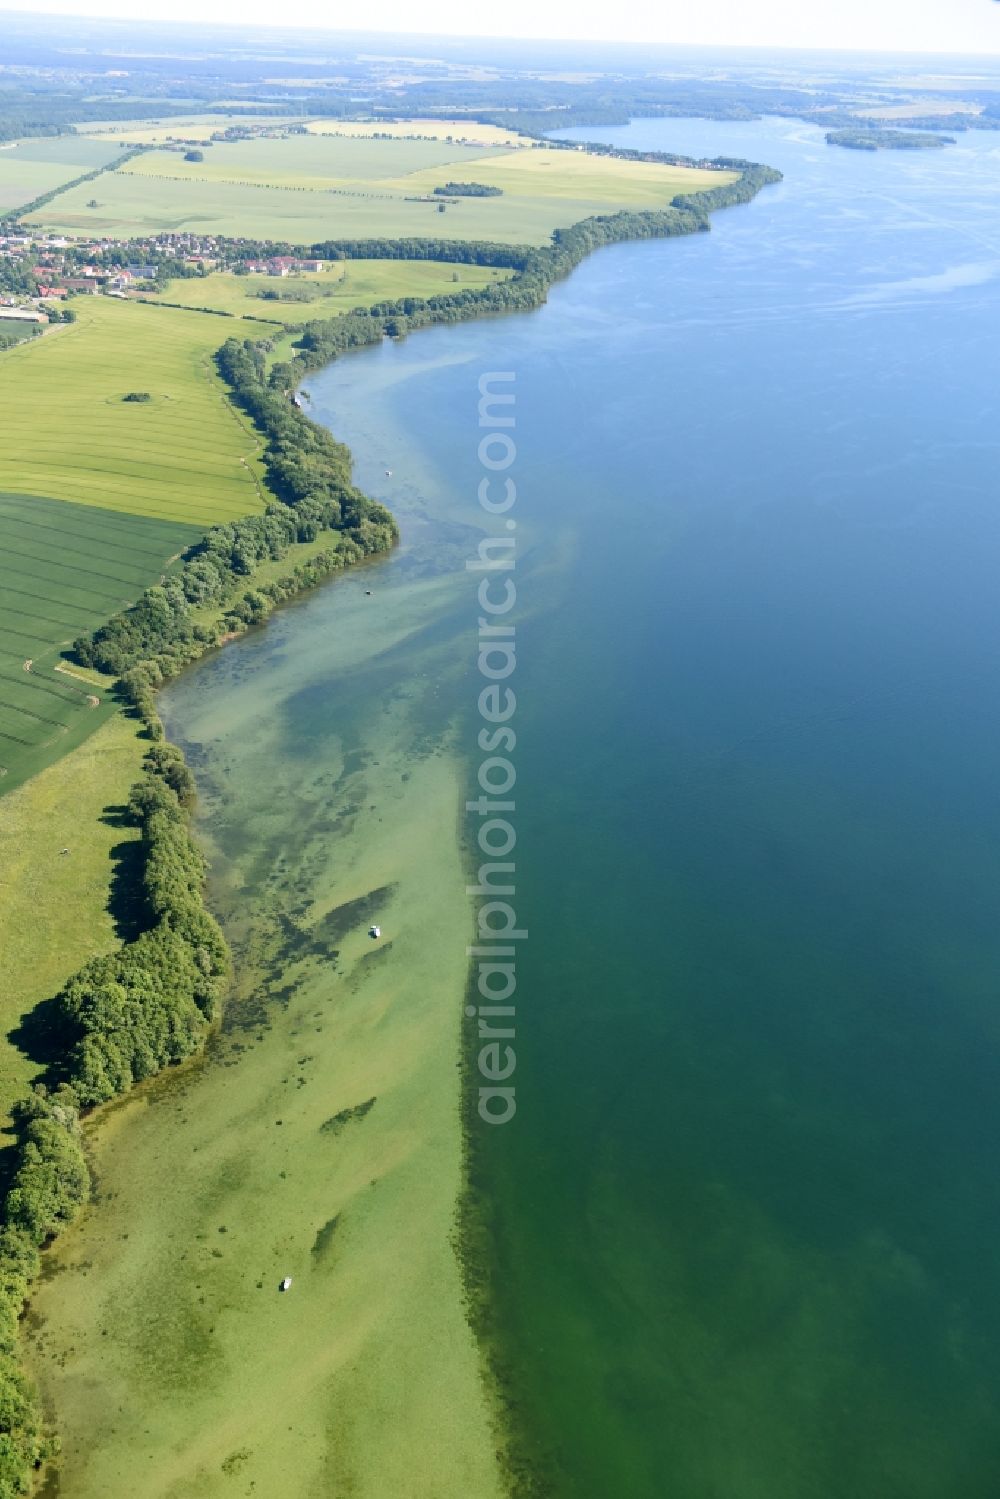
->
xmin=167 ymin=116 xmax=1000 ymax=1496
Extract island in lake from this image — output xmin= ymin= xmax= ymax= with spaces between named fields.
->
xmin=826 ymin=127 xmax=956 ymax=151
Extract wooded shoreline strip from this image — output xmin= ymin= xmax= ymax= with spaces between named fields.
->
xmin=0 ymin=156 xmax=780 ymax=1498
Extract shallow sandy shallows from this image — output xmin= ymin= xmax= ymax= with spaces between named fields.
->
xmin=24 ymin=741 xmax=503 ymax=1499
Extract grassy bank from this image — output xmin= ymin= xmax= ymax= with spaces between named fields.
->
xmin=143 ymin=259 xmax=512 ymax=322
xmin=0 ymin=712 xmax=146 ymax=1133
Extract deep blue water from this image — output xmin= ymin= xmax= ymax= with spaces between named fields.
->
xmin=192 ymin=116 xmax=1000 ymax=1495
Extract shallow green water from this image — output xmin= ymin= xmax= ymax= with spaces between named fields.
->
xmin=162 ymin=116 xmax=1000 ymax=1495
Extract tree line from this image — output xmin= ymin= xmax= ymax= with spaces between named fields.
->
xmin=290 ymin=164 xmax=781 ymax=361
xmin=75 ymin=339 xmax=396 ymax=687
xmin=0 ymin=747 xmax=225 ymax=1495
xmin=13 ymin=145 xmax=149 ymax=219
xmin=433 ymin=182 xmax=503 ymax=196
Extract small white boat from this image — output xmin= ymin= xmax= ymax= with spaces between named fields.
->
xmin=369 ymin=924 xmax=381 ymax=940
xmin=280 ymin=1277 xmax=292 ymax=1292
xmin=385 ymin=468 xmax=393 ymax=477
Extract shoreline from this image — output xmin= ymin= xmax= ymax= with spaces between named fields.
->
xmin=5 ymin=161 xmax=783 ymax=1495
xmin=25 ymin=669 xmax=506 ymax=1498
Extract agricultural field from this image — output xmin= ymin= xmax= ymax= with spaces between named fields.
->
xmin=0 ymin=294 xmax=274 ymax=788
xmin=27 ymin=134 xmax=735 ymax=244
xmin=121 ymin=132 xmax=511 ymax=186
xmin=0 ymin=295 xmax=270 ymax=523
xmin=0 ymin=135 xmax=125 ymax=211
xmin=0 ymin=492 xmax=199 ymax=791
xmin=148 ymin=259 xmax=513 ymax=321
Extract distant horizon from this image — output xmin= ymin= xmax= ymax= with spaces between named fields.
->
xmin=2 ymin=1 xmax=999 ymax=59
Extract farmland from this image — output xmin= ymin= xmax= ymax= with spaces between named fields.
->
xmin=121 ymin=132 xmax=511 ymax=186
xmin=0 ymin=135 xmax=125 ymax=211
xmin=147 ymin=259 xmax=513 ymax=321
xmin=0 ymin=296 xmax=270 ymax=523
xmin=0 ymin=294 xmax=273 ymax=788
xmin=26 ymin=133 xmax=735 ymax=243
xmin=0 ymin=492 xmax=200 ymax=790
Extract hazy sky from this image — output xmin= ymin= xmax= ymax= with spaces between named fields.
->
xmin=5 ymin=0 xmax=1000 ymax=54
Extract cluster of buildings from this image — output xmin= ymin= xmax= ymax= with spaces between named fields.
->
xmin=0 ymin=227 xmax=327 ymax=326
xmin=242 ymin=255 xmax=326 ymax=277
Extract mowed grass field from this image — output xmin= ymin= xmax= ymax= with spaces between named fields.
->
xmin=29 ymin=134 xmax=735 ymax=244
xmin=0 ymin=135 xmax=125 ymax=211
xmin=0 ymin=296 xmax=270 ymax=524
xmin=148 ymin=259 xmax=513 ymax=321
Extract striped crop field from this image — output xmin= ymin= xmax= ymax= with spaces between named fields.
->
xmin=0 ymin=295 xmax=271 ymax=526
xmin=0 ymin=492 xmax=200 ymax=791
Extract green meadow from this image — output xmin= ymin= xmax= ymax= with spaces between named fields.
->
xmin=150 ymin=259 xmax=512 ymax=320
xmin=27 ymin=134 xmax=733 ymax=243
xmin=0 ymin=135 xmax=124 ymax=210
